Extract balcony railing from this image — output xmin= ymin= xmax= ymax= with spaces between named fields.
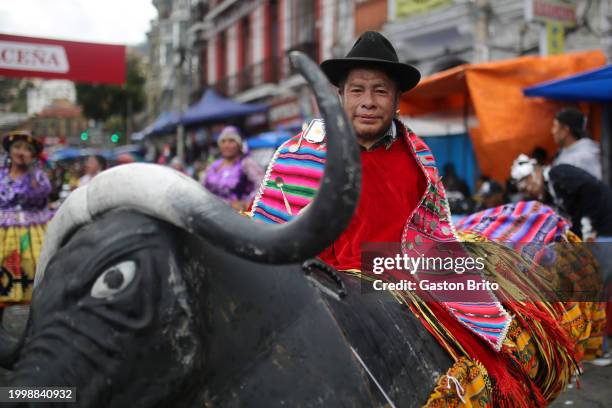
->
xmin=213 ymin=56 xmax=281 ymax=97
xmin=213 ymin=42 xmax=318 ymax=97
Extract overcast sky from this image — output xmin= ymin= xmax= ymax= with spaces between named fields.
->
xmin=0 ymin=0 xmax=158 ymax=45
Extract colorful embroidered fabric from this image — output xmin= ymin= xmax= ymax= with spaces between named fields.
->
xmin=343 ymin=231 xmax=580 ymax=406
xmin=203 ymin=156 xmax=263 ymax=203
xmin=456 ymin=202 xmax=606 ymax=361
xmin=458 ymin=231 xmax=580 ymax=401
xmin=400 ymin=132 xmax=511 ymax=352
xmin=397 ymin=238 xmax=577 ymax=406
xmin=249 ymin=139 xmax=324 ymax=223
xmin=0 ymin=224 xmax=46 ymax=305
xmin=424 ymin=357 xmax=491 ymax=408
xmin=0 ymin=167 xmax=53 ymax=227
xmin=553 ymin=232 xmax=606 ymax=361
xmin=0 ymin=166 xmax=52 ymax=305
xmin=455 ymin=201 xmax=570 ymax=245
xmin=349 ymin=263 xmax=573 ymax=407
xmin=251 ymin=121 xmax=512 ymax=351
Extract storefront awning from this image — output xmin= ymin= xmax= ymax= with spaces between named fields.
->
xmin=524 ymin=65 xmax=612 ymax=102
xmin=400 ymin=50 xmax=606 ymax=181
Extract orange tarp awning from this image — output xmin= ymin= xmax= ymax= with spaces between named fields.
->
xmin=400 ymin=50 xmax=606 ymax=181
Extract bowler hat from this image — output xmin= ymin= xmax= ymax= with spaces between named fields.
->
xmin=2 ymin=130 xmax=43 ymax=155
xmin=320 ymin=31 xmax=421 ymax=93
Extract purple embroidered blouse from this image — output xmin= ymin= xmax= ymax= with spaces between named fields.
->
xmin=204 ymin=157 xmax=263 ymax=203
xmin=0 ymin=167 xmax=53 ymax=227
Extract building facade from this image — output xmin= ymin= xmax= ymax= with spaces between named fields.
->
xmin=26 ymin=100 xmax=88 ymax=146
xmin=145 ymin=0 xmax=610 ymax=132
xmin=26 ymin=80 xmax=77 ymax=117
xmin=147 ymin=0 xmax=192 ymax=120
xmin=191 ymin=0 xmax=354 ymax=129
xmin=382 ymin=0 xmax=611 ymax=75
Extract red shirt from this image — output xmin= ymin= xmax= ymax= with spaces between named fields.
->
xmin=319 ymin=136 xmax=426 ymax=270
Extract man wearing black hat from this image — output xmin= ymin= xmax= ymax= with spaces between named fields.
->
xmin=552 ymin=107 xmax=602 ymax=180
xmin=249 ymin=31 xmax=581 ymax=407
xmin=319 ymin=31 xmax=420 ymax=151
xmin=251 ymin=30 xmax=449 ymax=272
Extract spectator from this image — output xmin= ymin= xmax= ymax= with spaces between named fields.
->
xmin=511 ymin=154 xmax=612 ymax=239
xmin=169 ymin=157 xmax=187 ymax=174
xmin=79 ymin=155 xmax=107 ymax=186
xmin=442 ymin=163 xmax=472 ymax=214
xmin=0 ymin=130 xmax=53 ymax=317
xmin=203 ymin=126 xmax=264 ymax=211
xmin=552 ymin=107 xmax=602 ymax=179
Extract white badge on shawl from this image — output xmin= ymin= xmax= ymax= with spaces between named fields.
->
xmin=303 ymin=118 xmax=325 ymax=143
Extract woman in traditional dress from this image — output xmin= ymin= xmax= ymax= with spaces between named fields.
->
xmin=0 ymin=130 xmax=53 ymax=314
xmin=203 ymin=126 xmax=263 ymax=212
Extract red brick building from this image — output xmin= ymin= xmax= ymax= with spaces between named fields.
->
xmin=200 ymin=0 xmax=356 ymax=129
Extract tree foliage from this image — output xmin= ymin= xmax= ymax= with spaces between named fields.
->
xmin=76 ymin=53 xmax=146 ymax=122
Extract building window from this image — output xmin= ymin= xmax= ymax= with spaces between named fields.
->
xmin=241 ymin=16 xmax=251 ymax=68
xmin=290 ymin=0 xmax=316 ymax=60
xmin=217 ymin=30 xmax=227 ymax=82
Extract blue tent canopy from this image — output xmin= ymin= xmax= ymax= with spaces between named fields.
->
xmin=523 ymin=65 xmax=612 ymax=102
xmin=145 ymin=110 xmax=181 ymax=136
xmin=48 ymin=147 xmax=82 ymax=162
xmin=247 ymin=130 xmax=292 ymax=149
xmin=181 ymin=89 xmax=267 ymax=126
xmin=48 ymin=147 xmax=114 ymax=163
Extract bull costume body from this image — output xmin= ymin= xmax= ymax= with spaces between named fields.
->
xmin=0 ymin=53 xmax=453 ymax=407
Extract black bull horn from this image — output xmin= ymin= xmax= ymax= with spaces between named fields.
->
xmin=0 ymin=52 xmax=360 ymax=372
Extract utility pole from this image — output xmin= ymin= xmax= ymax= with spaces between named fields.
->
xmin=473 ymin=0 xmax=491 ymax=62
xmin=175 ymin=47 xmax=187 ymax=163
xmin=126 ymin=97 xmax=133 ymax=145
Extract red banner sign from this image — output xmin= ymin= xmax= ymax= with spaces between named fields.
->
xmin=526 ymin=0 xmax=576 ymax=26
xmin=0 ymin=33 xmax=126 ymax=84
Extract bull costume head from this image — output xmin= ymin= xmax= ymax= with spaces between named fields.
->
xmin=0 ymin=53 xmax=451 ymax=407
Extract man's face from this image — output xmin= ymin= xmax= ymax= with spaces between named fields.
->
xmin=551 ymin=119 xmax=570 ymax=147
xmin=340 ymin=68 xmax=399 ymax=145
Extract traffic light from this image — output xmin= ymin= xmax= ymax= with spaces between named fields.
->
xmin=80 ymin=131 xmax=89 ymax=141
xmin=110 ymin=132 xmax=120 ymax=143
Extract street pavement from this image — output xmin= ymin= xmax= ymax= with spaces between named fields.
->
xmin=550 ymin=357 xmax=612 ymax=408
xmin=0 ymin=306 xmax=610 ymax=406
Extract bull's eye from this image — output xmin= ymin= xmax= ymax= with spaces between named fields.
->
xmin=91 ymin=261 xmax=136 ymax=299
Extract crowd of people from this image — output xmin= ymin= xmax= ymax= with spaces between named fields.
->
xmin=444 ymin=107 xmax=611 ymax=241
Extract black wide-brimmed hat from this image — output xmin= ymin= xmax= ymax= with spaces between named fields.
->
xmin=320 ymin=31 xmax=421 ymax=93
xmin=2 ymin=130 xmax=43 ymax=155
